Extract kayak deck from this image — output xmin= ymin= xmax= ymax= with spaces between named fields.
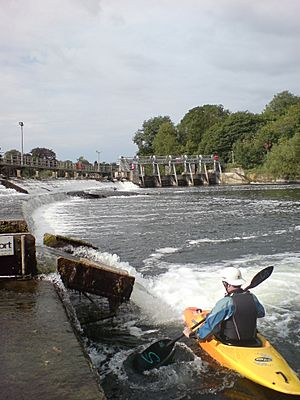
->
xmin=184 ymin=307 xmax=300 ymax=395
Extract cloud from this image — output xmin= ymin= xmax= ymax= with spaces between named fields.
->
xmin=73 ymin=0 xmax=103 ymax=15
xmin=0 ymin=0 xmax=299 ymax=162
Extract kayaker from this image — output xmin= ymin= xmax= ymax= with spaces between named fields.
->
xmin=183 ymin=267 xmax=265 ymax=344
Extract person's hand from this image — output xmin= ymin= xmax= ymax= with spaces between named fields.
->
xmin=183 ymin=326 xmax=192 ymax=338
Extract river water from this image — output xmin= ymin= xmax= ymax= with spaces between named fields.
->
xmin=1 ymin=180 xmax=300 ymax=400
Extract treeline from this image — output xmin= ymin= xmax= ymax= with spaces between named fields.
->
xmin=3 ymin=148 xmax=93 ymax=167
xmin=133 ymin=91 xmax=300 ymax=180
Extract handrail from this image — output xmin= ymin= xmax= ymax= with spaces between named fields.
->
xmin=118 ymin=155 xmax=218 ymax=165
xmin=0 ymin=155 xmax=115 ymax=173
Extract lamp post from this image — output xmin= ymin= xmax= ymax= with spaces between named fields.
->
xmin=19 ymin=121 xmax=24 ymax=166
xmin=96 ymin=150 xmax=101 ymax=172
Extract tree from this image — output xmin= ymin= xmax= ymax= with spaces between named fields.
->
xmin=262 ymin=132 xmax=300 ymax=179
xmin=31 ymin=147 xmax=56 ymax=160
xmin=77 ymin=156 xmax=90 ymax=165
xmin=177 ymin=104 xmax=229 ymax=153
xmin=4 ymin=149 xmax=21 ymax=160
xmin=263 ymin=91 xmax=300 ymax=120
xmin=258 ymin=102 xmax=300 ymax=145
xmin=235 ymin=103 xmax=300 ymax=168
xmin=133 ymin=116 xmax=172 ymax=155
xmin=200 ymin=111 xmax=264 ymax=163
xmin=233 ymin=140 xmax=265 ymax=169
xmin=152 ymin=122 xmax=181 ymax=155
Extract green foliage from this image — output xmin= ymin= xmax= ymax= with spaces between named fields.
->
xmin=4 ymin=149 xmax=21 ymax=159
xmin=21 ymin=168 xmax=33 ymax=178
xmin=233 ymin=140 xmax=265 ymax=169
xmin=200 ymin=111 xmax=264 ymax=163
xmin=263 ymin=90 xmax=300 ymax=120
xmin=259 ymin=103 xmax=300 ymax=144
xmin=234 ymin=103 xmax=300 ymax=169
xmin=177 ymin=104 xmax=229 ymax=153
xmin=77 ymin=156 xmax=90 ymax=165
xmin=262 ymin=132 xmax=300 ymax=179
xmin=152 ymin=122 xmax=181 ymax=155
xmin=38 ymin=170 xmax=53 ymax=179
xmin=133 ymin=116 xmax=172 ymax=155
xmin=31 ymin=147 xmax=56 ymax=160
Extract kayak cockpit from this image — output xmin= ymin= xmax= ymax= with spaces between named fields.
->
xmin=214 ymin=334 xmax=263 ymax=348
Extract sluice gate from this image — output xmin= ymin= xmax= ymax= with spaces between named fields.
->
xmin=118 ymin=155 xmax=222 ymax=187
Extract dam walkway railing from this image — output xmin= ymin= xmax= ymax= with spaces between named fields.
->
xmin=118 ymin=154 xmax=222 ymax=187
xmin=0 ymin=153 xmax=222 ymax=186
xmin=0 ymin=154 xmax=116 ymax=179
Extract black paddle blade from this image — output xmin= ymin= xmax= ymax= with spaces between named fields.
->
xmin=246 ymin=266 xmax=274 ymax=290
xmin=133 ymin=338 xmax=175 ymax=373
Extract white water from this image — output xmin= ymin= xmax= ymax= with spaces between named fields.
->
xmin=2 ymin=179 xmax=300 ymax=398
xmin=6 ymin=180 xmax=297 ymax=335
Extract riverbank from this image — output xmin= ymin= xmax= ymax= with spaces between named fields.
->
xmin=221 ymin=168 xmax=300 ymax=185
xmin=0 ymin=279 xmax=106 ymax=400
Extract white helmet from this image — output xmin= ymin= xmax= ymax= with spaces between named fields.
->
xmin=221 ymin=267 xmax=245 ymax=286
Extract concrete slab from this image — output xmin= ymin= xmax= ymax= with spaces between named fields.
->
xmin=0 ymin=280 xmax=106 ymax=400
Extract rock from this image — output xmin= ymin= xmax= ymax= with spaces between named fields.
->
xmin=43 ymin=233 xmax=98 ymax=250
xmin=0 ymin=220 xmax=29 ymax=234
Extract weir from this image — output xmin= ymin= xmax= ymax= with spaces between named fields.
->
xmin=118 ymin=154 xmax=222 ymax=187
xmin=1 ymin=153 xmax=222 ymax=186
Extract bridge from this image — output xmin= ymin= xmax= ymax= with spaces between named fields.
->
xmin=118 ymin=154 xmax=222 ymax=187
xmin=0 ymin=153 xmax=222 ymax=187
xmin=0 ymin=154 xmax=117 ymax=180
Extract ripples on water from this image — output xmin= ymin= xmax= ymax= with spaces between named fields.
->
xmin=1 ymin=181 xmax=300 ymax=399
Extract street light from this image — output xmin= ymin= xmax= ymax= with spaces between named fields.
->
xmin=19 ymin=121 xmax=24 ymax=166
xmin=96 ymin=150 xmax=101 ymax=172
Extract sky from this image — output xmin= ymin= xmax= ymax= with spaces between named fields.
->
xmin=0 ymin=0 xmax=299 ymax=163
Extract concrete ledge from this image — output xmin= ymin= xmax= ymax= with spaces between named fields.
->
xmin=57 ymin=256 xmax=135 ymax=312
xmin=0 ymin=280 xmax=106 ymax=400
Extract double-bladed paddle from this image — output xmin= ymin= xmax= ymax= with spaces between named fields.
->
xmin=132 ymin=265 xmax=274 ymax=373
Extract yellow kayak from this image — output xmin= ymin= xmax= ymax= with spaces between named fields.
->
xmin=184 ymin=307 xmax=300 ymax=395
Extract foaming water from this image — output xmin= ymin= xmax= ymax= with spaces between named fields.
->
xmin=11 ymin=177 xmax=140 ymax=194
xmin=0 ymin=183 xmax=27 ymax=220
xmin=0 ymin=186 xmax=21 ymax=196
xmin=20 ymin=179 xmax=140 ymax=243
xmin=3 ymin=181 xmax=300 ymax=399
